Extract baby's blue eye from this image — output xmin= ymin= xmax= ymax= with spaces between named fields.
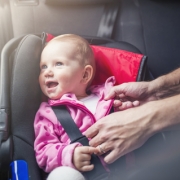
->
xmin=41 ymin=65 xmax=47 ymax=69
xmin=56 ymin=62 xmax=63 ymax=66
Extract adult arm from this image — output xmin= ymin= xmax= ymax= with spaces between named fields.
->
xmin=85 ymin=94 xmax=180 ymax=163
xmin=150 ymin=68 xmax=180 ymax=99
xmin=107 ymin=68 xmax=180 ymax=110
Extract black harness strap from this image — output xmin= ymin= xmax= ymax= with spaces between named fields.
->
xmin=52 ymin=105 xmax=109 ymax=180
xmin=52 ymin=105 xmax=88 ymax=144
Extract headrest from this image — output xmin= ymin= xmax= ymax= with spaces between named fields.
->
xmin=44 ymin=33 xmax=147 ymax=85
xmin=45 ymin=0 xmax=117 ymax=5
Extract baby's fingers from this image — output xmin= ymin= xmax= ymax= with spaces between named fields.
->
xmin=81 ymin=164 xmax=94 ymax=172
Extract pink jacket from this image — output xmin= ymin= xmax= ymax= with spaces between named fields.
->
xmin=34 ymin=76 xmax=115 ymax=173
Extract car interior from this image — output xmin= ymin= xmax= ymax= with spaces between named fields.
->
xmin=1 ymin=0 xmax=180 ymax=179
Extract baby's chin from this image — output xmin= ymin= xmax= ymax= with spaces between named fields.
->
xmin=46 ymin=94 xmax=63 ymax=100
xmin=50 ymin=97 xmax=62 ymax=100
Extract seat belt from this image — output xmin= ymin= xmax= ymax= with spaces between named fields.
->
xmin=97 ymin=2 xmax=119 ymax=38
xmin=52 ymin=106 xmax=89 ymax=144
xmin=52 ymin=105 xmax=109 ymax=180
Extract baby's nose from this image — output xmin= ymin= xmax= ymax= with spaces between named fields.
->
xmin=45 ymin=69 xmax=54 ymax=77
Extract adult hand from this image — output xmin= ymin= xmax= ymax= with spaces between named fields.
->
xmin=73 ymin=146 xmax=99 ymax=172
xmin=85 ymin=102 xmax=158 ymax=164
xmin=105 ymin=81 xmax=157 ymax=110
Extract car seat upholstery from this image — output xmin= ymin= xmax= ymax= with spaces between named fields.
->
xmin=0 ymin=35 xmax=43 ymax=179
xmin=1 ymin=33 xmax=180 ymax=180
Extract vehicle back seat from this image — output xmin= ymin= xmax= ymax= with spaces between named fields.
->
xmin=8 ymin=0 xmax=117 ymax=37
xmin=0 ymin=0 xmax=118 ymax=55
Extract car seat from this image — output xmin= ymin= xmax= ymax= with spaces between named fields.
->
xmin=0 ymin=33 xmax=180 ymax=180
xmin=0 ymin=33 xmax=147 ymax=180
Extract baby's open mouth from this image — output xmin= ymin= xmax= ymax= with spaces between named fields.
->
xmin=46 ymin=81 xmax=58 ymax=88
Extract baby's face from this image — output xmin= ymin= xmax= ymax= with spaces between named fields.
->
xmin=39 ymin=41 xmax=85 ymax=99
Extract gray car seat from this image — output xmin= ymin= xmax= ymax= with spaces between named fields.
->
xmin=1 ymin=33 xmax=180 ymax=180
xmin=0 ymin=33 xmax=151 ymax=180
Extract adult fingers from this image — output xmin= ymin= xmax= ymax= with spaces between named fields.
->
xmin=118 ymin=93 xmax=126 ymax=99
xmin=88 ymin=128 xmax=107 ymax=147
xmin=133 ymin=100 xmax=140 ymax=106
xmin=87 ymin=117 xmax=113 ymax=147
xmin=104 ymin=149 xmax=122 ymax=164
xmin=96 ymin=143 xmax=112 ymax=155
xmin=104 ymin=86 xmax=125 ymax=100
xmin=85 ymin=122 xmax=99 ymax=139
xmin=118 ymin=101 xmax=140 ymax=111
xmin=118 ymin=101 xmax=134 ymax=111
xmin=113 ymin=100 xmax=122 ymax=107
xmin=88 ymin=147 xmax=99 ymax=154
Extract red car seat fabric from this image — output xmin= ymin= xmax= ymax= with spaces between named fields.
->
xmin=45 ymin=33 xmax=147 ymax=85
xmin=91 ymin=45 xmax=144 ymax=85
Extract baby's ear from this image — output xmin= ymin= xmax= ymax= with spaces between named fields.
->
xmin=82 ymin=65 xmax=94 ymax=85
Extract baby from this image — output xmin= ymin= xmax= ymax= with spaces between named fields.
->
xmin=34 ymin=34 xmax=116 ymax=179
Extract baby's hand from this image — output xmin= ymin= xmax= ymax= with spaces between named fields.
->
xmin=73 ymin=146 xmax=99 ymax=172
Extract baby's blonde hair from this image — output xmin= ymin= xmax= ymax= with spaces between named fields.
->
xmin=49 ymin=34 xmax=96 ymax=85
xmin=51 ymin=34 xmax=94 ymax=67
